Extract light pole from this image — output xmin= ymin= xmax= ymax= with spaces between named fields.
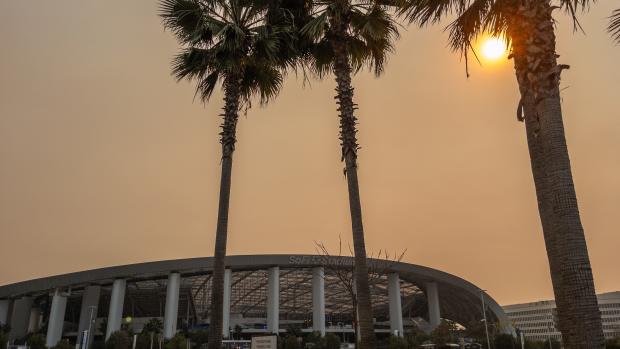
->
xmin=479 ymin=289 xmax=491 ymax=349
xmin=83 ymin=305 xmax=97 ymax=349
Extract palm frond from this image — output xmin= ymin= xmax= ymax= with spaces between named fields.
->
xmin=398 ymin=0 xmax=469 ymax=26
xmin=610 ymin=8 xmax=620 ymax=44
xmin=240 ymin=62 xmax=284 ymax=104
xmin=300 ymin=12 xmax=329 ymax=41
xmin=160 ymin=0 xmax=210 ymax=44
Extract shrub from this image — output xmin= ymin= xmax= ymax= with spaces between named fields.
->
xmin=53 ymin=340 xmax=75 ymax=349
xmin=165 ymin=334 xmax=187 ymax=349
xmin=494 ymin=333 xmax=516 ymax=349
xmin=387 ymin=335 xmax=407 ymax=349
xmin=135 ymin=332 xmax=155 ymax=349
xmin=187 ymin=330 xmax=209 ymax=348
xmin=0 ymin=331 xmax=8 ymax=349
xmin=27 ymin=333 xmax=46 ymax=349
xmin=323 ymin=333 xmax=340 ymax=349
xmin=106 ymin=331 xmax=131 ymax=349
xmin=606 ymin=337 xmax=620 ymax=349
xmin=143 ymin=319 xmax=163 ymax=335
xmin=279 ymin=335 xmax=299 ymax=349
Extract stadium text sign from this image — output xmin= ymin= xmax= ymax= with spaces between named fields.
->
xmin=251 ymin=336 xmax=277 ymax=349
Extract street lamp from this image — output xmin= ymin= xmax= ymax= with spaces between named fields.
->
xmin=479 ymin=289 xmax=491 ymax=349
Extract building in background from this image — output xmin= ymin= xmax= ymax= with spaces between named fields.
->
xmin=503 ymin=291 xmax=620 ymax=341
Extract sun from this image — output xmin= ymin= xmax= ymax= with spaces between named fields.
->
xmin=481 ymin=37 xmax=507 ymax=61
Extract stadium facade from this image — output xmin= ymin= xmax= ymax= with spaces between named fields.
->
xmin=503 ymin=291 xmax=620 ymax=342
xmin=0 ymin=255 xmax=511 ymax=347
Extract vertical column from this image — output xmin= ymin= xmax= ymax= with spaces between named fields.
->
xmin=28 ymin=308 xmax=42 ymax=333
xmin=77 ymin=286 xmax=101 ymax=349
xmin=105 ymin=279 xmax=126 ymax=340
xmin=0 ymin=299 xmax=12 ymax=326
xmin=426 ymin=282 xmax=441 ymax=330
xmin=163 ymin=273 xmax=181 ymax=340
xmin=388 ymin=273 xmax=404 ymax=337
xmin=10 ymin=296 xmax=32 ymax=340
xmin=222 ymin=269 xmax=232 ymax=338
xmin=46 ymin=289 xmax=68 ymax=347
xmin=312 ymin=267 xmax=325 ymax=336
xmin=266 ymin=267 xmax=279 ymax=334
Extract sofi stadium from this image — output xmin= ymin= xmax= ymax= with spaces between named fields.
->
xmin=0 ymin=255 xmax=511 ymax=347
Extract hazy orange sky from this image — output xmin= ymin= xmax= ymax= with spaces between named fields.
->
xmin=0 ymin=1 xmax=618 ymax=306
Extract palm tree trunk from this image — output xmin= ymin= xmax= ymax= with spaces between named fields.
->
xmin=207 ymin=75 xmax=241 ymax=349
xmin=331 ymin=38 xmax=376 ymax=349
xmin=509 ymin=1 xmax=604 ymax=347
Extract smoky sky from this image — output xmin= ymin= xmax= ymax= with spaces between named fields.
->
xmin=0 ymin=1 xmax=618 ymax=305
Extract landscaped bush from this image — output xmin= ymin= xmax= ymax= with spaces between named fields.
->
xmin=387 ymin=335 xmax=408 ymax=349
xmin=606 ymin=337 xmax=620 ymax=349
xmin=26 ymin=333 xmax=46 ymax=349
xmin=106 ymin=331 xmax=131 ymax=349
xmin=53 ymin=340 xmax=75 ymax=349
xmin=135 ymin=332 xmax=154 ymax=349
xmin=187 ymin=330 xmax=209 ymax=349
xmin=279 ymin=335 xmax=300 ymax=349
xmin=0 ymin=331 xmax=8 ymax=349
xmin=143 ymin=319 xmax=163 ymax=335
xmin=494 ymin=333 xmax=516 ymax=349
xmin=164 ymin=334 xmax=187 ymax=349
xmin=323 ymin=333 xmax=340 ymax=349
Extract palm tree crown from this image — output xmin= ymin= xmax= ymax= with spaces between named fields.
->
xmin=301 ymin=0 xmax=399 ymax=79
xmin=399 ymin=0 xmax=591 ymax=55
xmin=161 ymin=0 xmax=296 ymax=107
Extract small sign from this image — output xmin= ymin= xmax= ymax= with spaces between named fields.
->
xmin=251 ymin=336 xmax=277 ymax=349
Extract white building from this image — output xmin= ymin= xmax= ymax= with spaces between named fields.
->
xmin=503 ymin=291 xmax=620 ymax=341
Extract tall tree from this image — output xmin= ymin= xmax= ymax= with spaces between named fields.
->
xmin=399 ymin=1 xmax=604 ymax=348
xmin=299 ymin=1 xmax=399 ymax=347
xmin=610 ymin=8 xmax=620 ymax=44
xmin=160 ymin=1 xmax=295 ymax=347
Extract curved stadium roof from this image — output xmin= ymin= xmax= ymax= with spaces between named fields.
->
xmin=0 ymin=254 xmax=510 ymax=331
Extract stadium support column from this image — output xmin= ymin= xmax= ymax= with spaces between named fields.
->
xmin=78 ymin=285 xmax=101 ymax=349
xmin=222 ymin=269 xmax=232 ymax=338
xmin=46 ymin=289 xmax=68 ymax=347
xmin=0 ymin=299 xmax=12 ymax=326
xmin=267 ymin=267 xmax=279 ymax=334
xmin=312 ymin=267 xmax=325 ymax=336
xmin=28 ymin=308 xmax=42 ymax=333
xmin=163 ymin=273 xmax=181 ymax=340
xmin=10 ymin=296 xmax=32 ymax=341
xmin=388 ymin=273 xmax=404 ymax=337
xmin=426 ymin=282 xmax=441 ymax=330
xmin=106 ymin=279 xmax=126 ymax=340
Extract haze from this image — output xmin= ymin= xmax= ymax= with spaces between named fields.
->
xmin=0 ymin=1 xmax=618 ymax=306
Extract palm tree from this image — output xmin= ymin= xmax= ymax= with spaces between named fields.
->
xmin=399 ymin=1 xmax=604 ymax=348
xmin=610 ymin=8 xmax=620 ymax=44
xmin=299 ymin=1 xmax=399 ymax=347
xmin=160 ymin=1 xmax=295 ymax=347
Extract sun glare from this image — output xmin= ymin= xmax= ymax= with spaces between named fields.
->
xmin=481 ymin=37 xmax=507 ymax=61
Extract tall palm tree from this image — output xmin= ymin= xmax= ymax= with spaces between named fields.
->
xmin=160 ymin=1 xmax=295 ymax=347
xmin=399 ymin=1 xmax=604 ymax=348
xmin=610 ymin=8 xmax=620 ymax=43
xmin=299 ymin=1 xmax=399 ymax=347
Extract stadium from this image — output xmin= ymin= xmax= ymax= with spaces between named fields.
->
xmin=0 ymin=255 xmax=511 ymax=347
